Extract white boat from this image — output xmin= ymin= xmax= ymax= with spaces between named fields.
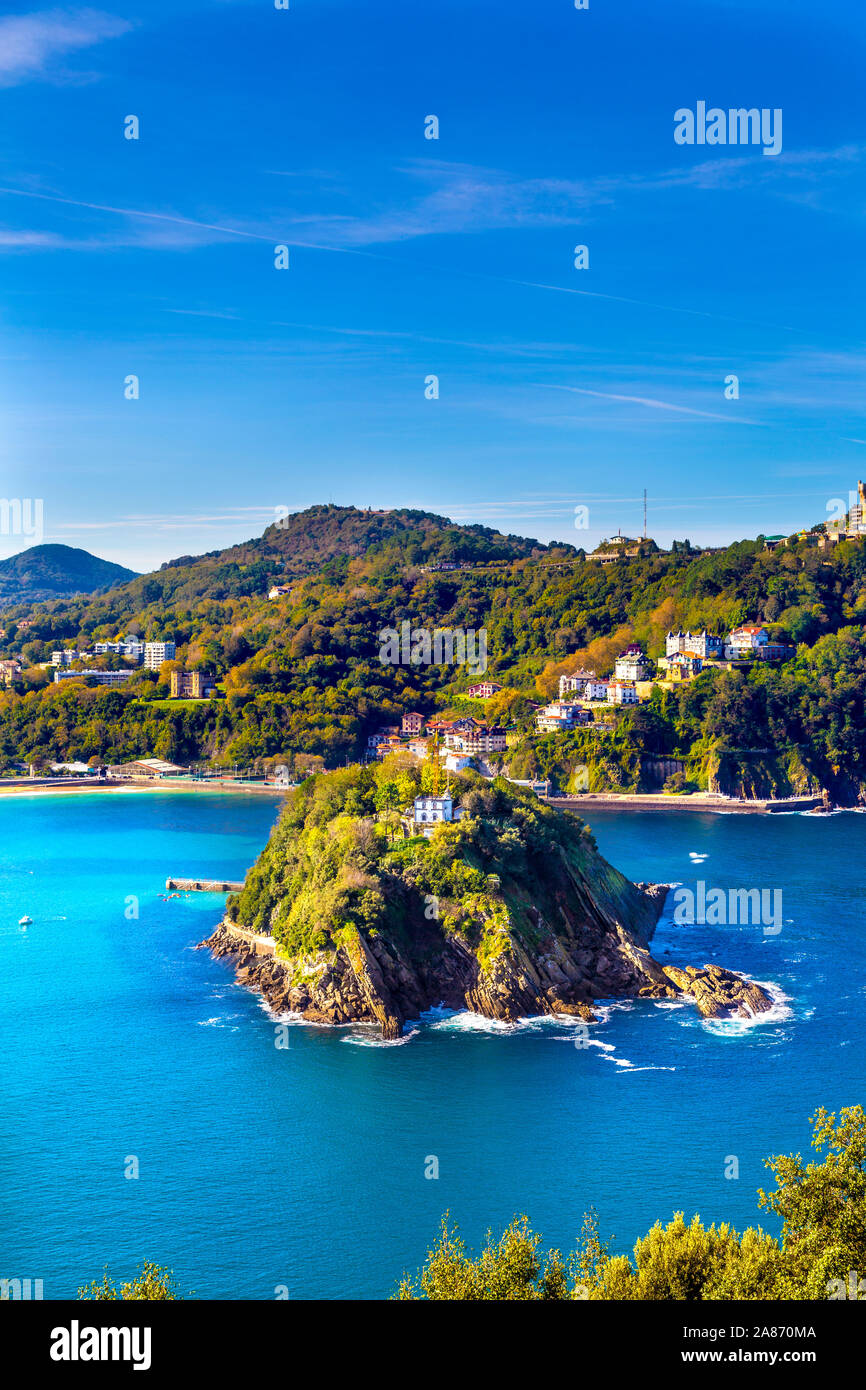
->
xmin=18 ymin=915 xmax=32 ymax=925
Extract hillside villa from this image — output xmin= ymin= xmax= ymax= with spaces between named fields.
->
xmin=536 ymin=701 xmax=592 ymax=732
xmin=724 ymin=626 xmax=794 ymax=661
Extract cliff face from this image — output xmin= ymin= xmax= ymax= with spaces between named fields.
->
xmin=198 ymin=772 xmax=773 ymax=1037
xmin=202 ymin=903 xmax=772 ymax=1039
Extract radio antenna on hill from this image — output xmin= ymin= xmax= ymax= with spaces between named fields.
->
xmin=643 ymin=488 xmax=647 ymax=539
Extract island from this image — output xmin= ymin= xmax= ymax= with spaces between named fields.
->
xmin=199 ymin=767 xmax=772 ymax=1038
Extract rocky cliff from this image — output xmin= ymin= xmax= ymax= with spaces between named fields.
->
xmin=198 ymin=770 xmax=772 ymax=1038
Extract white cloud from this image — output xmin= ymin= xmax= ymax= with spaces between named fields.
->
xmin=0 ymin=8 xmax=131 ymax=87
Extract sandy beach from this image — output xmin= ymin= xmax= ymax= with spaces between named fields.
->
xmin=0 ymin=778 xmax=286 ymax=799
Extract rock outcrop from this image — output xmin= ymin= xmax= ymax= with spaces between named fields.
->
xmin=661 ymin=963 xmax=773 ymax=1020
xmin=200 ymin=881 xmax=773 ymax=1036
xmin=197 ymin=771 xmax=774 ymax=1038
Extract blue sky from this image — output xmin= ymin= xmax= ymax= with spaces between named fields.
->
xmin=0 ymin=0 xmax=865 ymax=570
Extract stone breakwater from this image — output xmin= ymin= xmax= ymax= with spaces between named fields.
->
xmin=198 ymin=883 xmax=772 ymax=1038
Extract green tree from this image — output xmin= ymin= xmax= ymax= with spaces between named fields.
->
xmin=78 ymin=1262 xmax=185 ymax=1300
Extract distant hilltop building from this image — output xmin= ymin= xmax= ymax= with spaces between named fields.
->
xmin=823 ymin=480 xmax=866 ymax=544
xmin=665 ymin=630 xmax=724 ymax=660
xmin=466 ymin=681 xmax=502 ymax=698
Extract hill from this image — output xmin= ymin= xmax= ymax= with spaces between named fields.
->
xmin=201 ymin=767 xmax=771 ymax=1038
xmin=0 ymin=545 xmax=138 ymax=609
xmin=0 ymin=505 xmax=865 ymax=802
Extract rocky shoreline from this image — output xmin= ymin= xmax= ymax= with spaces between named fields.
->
xmin=198 ymin=881 xmax=773 ymax=1038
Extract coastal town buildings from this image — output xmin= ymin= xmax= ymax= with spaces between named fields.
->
xmin=144 ymin=641 xmax=176 ymax=670
xmin=107 ymin=758 xmax=189 ymax=780
xmin=401 ymin=711 xmax=426 ymax=735
xmin=606 ymin=681 xmax=638 ymax=705
xmin=448 ymin=726 xmax=507 ymax=755
xmin=536 ymin=701 xmax=592 ymax=732
xmin=559 ymin=668 xmax=596 ymax=698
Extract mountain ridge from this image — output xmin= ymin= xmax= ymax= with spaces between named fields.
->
xmin=0 ymin=544 xmax=138 ymax=610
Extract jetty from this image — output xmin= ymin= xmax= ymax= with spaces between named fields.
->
xmin=165 ymin=877 xmax=245 ymax=892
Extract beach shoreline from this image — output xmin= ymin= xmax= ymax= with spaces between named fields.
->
xmin=0 ymin=778 xmax=286 ymax=799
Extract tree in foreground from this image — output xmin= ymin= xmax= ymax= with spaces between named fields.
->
xmin=78 ymin=1262 xmax=184 ymax=1300
xmin=397 ymin=1107 xmax=866 ymax=1300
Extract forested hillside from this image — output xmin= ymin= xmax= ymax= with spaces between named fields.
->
xmin=0 ymin=504 xmax=864 ymax=798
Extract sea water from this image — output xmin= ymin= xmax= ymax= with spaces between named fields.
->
xmin=0 ymin=793 xmax=861 ymax=1299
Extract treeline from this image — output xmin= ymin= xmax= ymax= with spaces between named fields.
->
xmin=398 ymin=1107 xmax=866 ymax=1300
xmin=1 ymin=506 xmax=866 ymax=782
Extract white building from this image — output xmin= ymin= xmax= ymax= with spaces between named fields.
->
xmin=665 ymin=630 xmax=724 ymax=660
xmin=412 ymin=794 xmax=463 ymax=835
xmin=614 ymin=650 xmax=654 ymax=681
xmin=94 ymin=636 xmax=144 ymax=662
xmin=466 ymin=681 xmax=502 ymax=698
xmin=53 ymin=668 xmax=135 ymax=686
xmin=144 ymin=641 xmax=176 ymax=670
xmin=725 ymin=625 xmax=768 ymax=657
xmin=268 ymin=585 xmax=291 ymax=600
xmin=559 ymin=668 xmax=596 ymax=698
xmin=51 ymin=649 xmax=84 ymax=667
xmin=444 ymin=751 xmax=472 ymax=773
xmin=606 ymin=681 xmax=638 ymax=705
xmin=583 ymin=678 xmax=610 ymax=701
xmin=536 ymin=702 xmax=592 ymax=732
xmin=450 ymin=727 xmax=507 ymax=755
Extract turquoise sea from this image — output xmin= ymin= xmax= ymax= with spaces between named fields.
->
xmin=0 ymin=791 xmax=862 ymax=1300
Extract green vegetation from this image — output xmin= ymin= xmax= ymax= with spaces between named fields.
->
xmin=397 ymin=1106 xmax=866 ymax=1300
xmin=226 ymin=760 xmax=655 ymax=966
xmin=0 ymin=506 xmax=865 ymax=797
xmin=78 ymin=1262 xmax=185 ymax=1300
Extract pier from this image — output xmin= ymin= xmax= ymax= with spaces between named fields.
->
xmin=166 ymin=877 xmax=245 ymax=892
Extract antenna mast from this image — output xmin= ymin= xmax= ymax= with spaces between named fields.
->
xmin=431 ymin=731 xmax=441 ymax=798
xmin=643 ymin=488 xmax=647 ymax=540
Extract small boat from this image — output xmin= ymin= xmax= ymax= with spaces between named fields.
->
xmin=19 ymin=915 xmax=32 ymax=926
